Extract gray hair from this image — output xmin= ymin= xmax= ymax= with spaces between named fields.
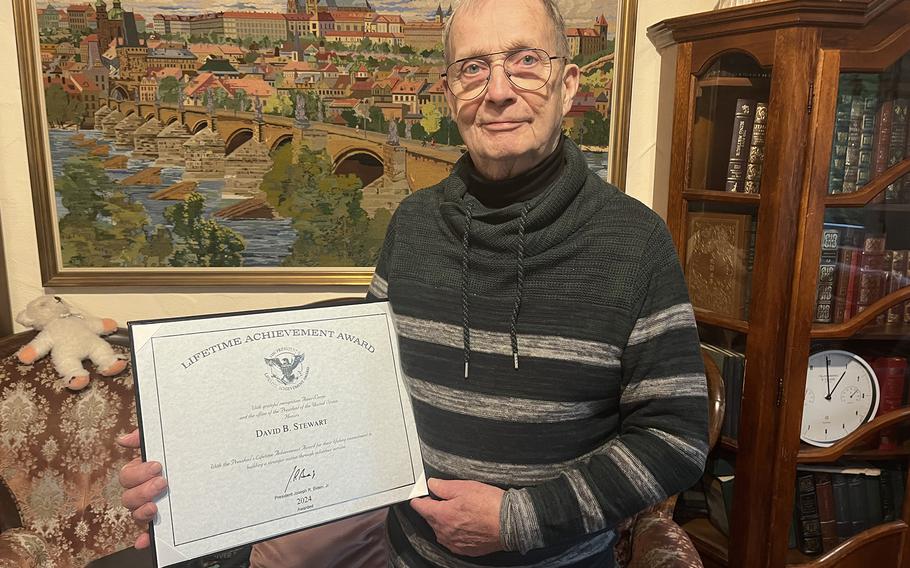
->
xmin=442 ymin=0 xmax=571 ymax=63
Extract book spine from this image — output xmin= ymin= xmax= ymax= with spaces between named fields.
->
xmin=842 ymin=98 xmax=866 ymax=193
xmin=846 ymin=474 xmax=868 ymax=535
xmin=844 ymin=247 xmax=862 ymax=321
xmin=743 ymin=102 xmax=767 ymax=194
xmin=891 ymin=469 xmax=906 ymax=518
xmin=905 ymin=256 xmax=910 ymax=323
xmin=886 ymin=250 xmax=909 ymax=323
xmin=865 ymin=474 xmax=884 ymax=526
xmin=815 ymin=229 xmax=840 ymax=323
xmin=880 ymin=469 xmax=896 ymax=522
xmin=831 ymin=473 xmax=851 ymax=542
xmin=903 ymin=106 xmax=910 ymax=203
xmin=796 ymin=472 xmax=823 ymax=554
xmin=726 ymin=99 xmax=757 ymax=192
xmin=872 ymin=99 xmax=893 ymax=182
xmin=833 ymin=246 xmax=858 ymax=323
xmin=829 ymin=93 xmax=853 ymax=194
xmin=856 ymin=96 xmax=878 ymax=189
xmin=814 ymin=473 xmax=838 ymax=552
xmin=886 ymin=99 xmax=909 ymax=202
xmin=873 ymin=356 xmax=908 ymax=450
xmin=855 ymin=236 xmax=887 ymax=318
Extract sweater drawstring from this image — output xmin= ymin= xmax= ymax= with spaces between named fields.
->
xmin=461 ymin=202 xmax=474 ymax=380
xmin=462 ymin=200 xmax=531 ymax=379
xmin=510 ymin=203 xmax=531 ymax=370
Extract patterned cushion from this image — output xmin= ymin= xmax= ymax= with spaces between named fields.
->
xmin=0 ymin=528 xmax=50 ymax=568
xmin=0 ymin=343 xmax=142 ymax=567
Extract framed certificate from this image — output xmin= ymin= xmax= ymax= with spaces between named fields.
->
xmin=129 ymin=301 xmax=427 ymax=568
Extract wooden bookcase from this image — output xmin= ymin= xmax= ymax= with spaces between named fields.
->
xmin=650 ymin=1 xmax=910 ymax=567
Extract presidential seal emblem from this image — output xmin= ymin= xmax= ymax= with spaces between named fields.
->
xmin=265 ymin=348 xmax=309 ymax=389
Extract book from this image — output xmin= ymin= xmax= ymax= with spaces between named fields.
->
xmin=726 ymin=99 xmax=758 ymax=192
xmin=828 ymin=93 xmax=853 ymax=194
xmin=685 ymin=212 xmax=752 ymax=319
xmin=856 ymin=96 xmax=878 ymax=188
xmin=831 ymin=473 xmax=851 ymax=542
xmin=865 ymin=473 xmax=884 ymax=526
xmin=842 ymin=97 xmax=866 ymax=193
xmin=706 ymin=474 xmax=735 ymax=536
xmin=815 ymin=229 xmax=840 ymax=323
xmin=872 ymin=356 xmax=907 ymax=450
xmin=701 ymin=343 xmax=745 ymax=440
xmin=744 ymin=102 xmax=768 ymax=194
xmin=855 ymin=235 xmax=887 ymax=318
xmin=885 ymin=99 xmax=909 ymax=202
xmin=886 ymin=250 xmax=909 ymax=323
xmin=814 ymin=473 xmax=838 ymax=552
xmin=872 ymin=99 xmax=894 ymax=181
xmin=846 ymin=473 xmax=868 ymax=535
xmin=831 ymin=226 xmax=864 ymax=323
xmin=889 ymin=468 xmax=906 ymax=517
xmin=796 ymin=472 xmax=823 ymax=554
xmin=880 ymin=469 xmax=897 ymax=522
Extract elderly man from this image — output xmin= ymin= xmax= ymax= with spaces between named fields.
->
xmin=119 ymin=0 xmax=708 ymax=566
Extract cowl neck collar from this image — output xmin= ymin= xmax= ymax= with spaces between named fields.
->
xmin=440 ymin=136 xmax=591 ymax=257
xmin=462 ymin=136 xmax=566 ymax=208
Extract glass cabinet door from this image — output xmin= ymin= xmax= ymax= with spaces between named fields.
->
xmin=792 ymin=49 xmax=910 ymax=562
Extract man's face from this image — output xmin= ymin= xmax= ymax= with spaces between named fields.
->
xmin=444 ymin=0 xmax=579 ymax=178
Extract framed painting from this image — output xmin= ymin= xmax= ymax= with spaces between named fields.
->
xmin=14 ymin=0 xmax=637 ymax=286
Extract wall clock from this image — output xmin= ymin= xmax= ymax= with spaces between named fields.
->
xmin=801 ymin=349 xmax=879 ymax=448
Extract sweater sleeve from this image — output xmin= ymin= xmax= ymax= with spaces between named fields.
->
xmin=365 ymin=210 xmax=398 ymax=301
xmin=500 ymin=220 xmax=709 ymax=553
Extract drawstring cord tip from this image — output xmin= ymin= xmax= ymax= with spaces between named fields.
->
xmin=464 ymin=362 xmax=469 ymax=380
xmin=513 ymin=353 xmax=519 ymax=370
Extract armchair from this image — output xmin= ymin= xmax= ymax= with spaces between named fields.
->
xmin=0 ymin=329 xmax=143 ymax=567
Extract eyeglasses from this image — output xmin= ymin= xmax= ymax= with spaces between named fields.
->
xmin=442 ymin=48 xmax=566 ymax=101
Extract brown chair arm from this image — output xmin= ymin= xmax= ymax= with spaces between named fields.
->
xmin=627 ymin=513 xmax=703 ymax=568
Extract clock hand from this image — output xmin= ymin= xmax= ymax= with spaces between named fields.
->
xmin=825 ymin=356 xmax=832 ymax=398
xmin=825 ymin=369 xmax=848 ymax=401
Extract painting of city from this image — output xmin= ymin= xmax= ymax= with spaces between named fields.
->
xmin=21 ymin=0 xmax=620 ymax=284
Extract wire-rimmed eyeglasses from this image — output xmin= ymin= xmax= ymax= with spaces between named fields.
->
xmin=441 ymin=48 xmax=567 ymax=101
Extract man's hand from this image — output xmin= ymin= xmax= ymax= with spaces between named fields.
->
xmin=117 ymin=428 xmax=168 ymax=549
xmin=410 ymin=478 xmax=505 ymax=557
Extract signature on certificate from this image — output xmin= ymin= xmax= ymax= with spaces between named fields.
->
xmin=285 ymin=464 xmax=317 ymax=492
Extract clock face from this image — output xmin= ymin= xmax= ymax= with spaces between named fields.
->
xmin=800 ymin=349 xmax=879 ymax=447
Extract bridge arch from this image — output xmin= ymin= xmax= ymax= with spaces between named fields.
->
xmin=190 ymin=120 xmax=209 ymax=134
xmin=333 ymin=149 xmax=384 ymax=188
xmin=225 ymin=128 xmax=254 ymax=155
xmin=165 ymin=115 xmax=180 ymax=125
xmin=271 ymin=134 xmax=293 ymax=153
xmin=144 ymin=112 xmax=155 ymax=120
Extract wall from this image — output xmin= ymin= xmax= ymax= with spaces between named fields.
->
xmin=623 ymin=0 xmax=718 ymax=216
xmin=0 ymin=0 xmax=716 ymax=330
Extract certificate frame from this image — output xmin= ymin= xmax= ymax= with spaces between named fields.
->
xmin=129 ymin=299 xmax=426 ymax=567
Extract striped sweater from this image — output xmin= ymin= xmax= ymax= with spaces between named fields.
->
xmin=367 ymin=139 xmax=708 ymax=567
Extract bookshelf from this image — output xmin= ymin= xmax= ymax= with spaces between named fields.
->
xmin=650 ymin=1 xmax=910 ymax=567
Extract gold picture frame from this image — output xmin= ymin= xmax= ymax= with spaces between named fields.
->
xmin=14 ymin=0 xmax=637 ymax=287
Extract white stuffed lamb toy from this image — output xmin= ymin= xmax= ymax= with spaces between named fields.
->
xmin=15 ymin=295 xmax=127 ymax=391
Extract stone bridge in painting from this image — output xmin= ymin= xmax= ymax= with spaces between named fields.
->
xmin=102 ymin=100 xmax=459 ymax=213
